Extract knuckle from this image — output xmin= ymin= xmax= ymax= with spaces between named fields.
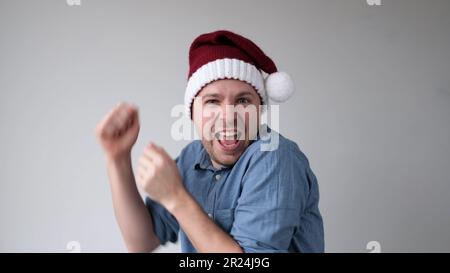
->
xmin=146 ymin=169 xmax=154 ymax=179
xmin=153 ymin=156 xmax=164 ymax=167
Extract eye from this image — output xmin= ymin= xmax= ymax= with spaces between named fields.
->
xmin=205 ymin=99 xmax=219 ymax=104
xmin=237 ymin=98 xmax=249 ymax=104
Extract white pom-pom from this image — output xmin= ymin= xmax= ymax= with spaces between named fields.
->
xmin=265 ymin=71 xmax=295 ymax=103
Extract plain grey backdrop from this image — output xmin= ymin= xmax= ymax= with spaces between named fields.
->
xmin=1 ymin=0 xmax=449 ymax=252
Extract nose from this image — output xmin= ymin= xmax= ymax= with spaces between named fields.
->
xmin=219 ymin=103 xmax=237 ymax=130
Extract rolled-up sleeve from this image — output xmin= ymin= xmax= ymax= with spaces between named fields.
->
xmin=145 ymin=197 xmax=179 ymax=245
xmin=230 ymin=145 xmax=310 ymax=252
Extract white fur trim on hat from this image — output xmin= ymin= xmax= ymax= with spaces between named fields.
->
xmin=184 ymin=58 xmax=266 ymax=118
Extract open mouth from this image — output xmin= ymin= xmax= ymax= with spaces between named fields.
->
xmin=214 ymin=131 xmax=243 ymax=152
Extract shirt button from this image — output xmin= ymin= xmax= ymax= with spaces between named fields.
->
xmin=215 ymin=174 xmax=221 ymax=181
xmin=207 ymin=213 xmax=212 ymax=218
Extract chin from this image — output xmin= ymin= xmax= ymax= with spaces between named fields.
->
xmin=211 ymin=140 xmax=247 ymax=167
xmin=214 ymin=154 xmax=240 ymax=167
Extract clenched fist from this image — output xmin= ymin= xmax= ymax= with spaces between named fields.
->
xmin=136 ymin=143 xmax=186 ymax=211
xmin=95 ymin=102 xmax=140 ymax=160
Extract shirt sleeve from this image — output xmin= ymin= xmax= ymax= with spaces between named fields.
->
xmin=230 ymin=144 xmax=310 ymax=252
xmin=145 ymin=197 xmax=179 ymax=245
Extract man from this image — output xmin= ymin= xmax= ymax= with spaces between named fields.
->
xmin=95 ymin=30 xmax=324 ymax=253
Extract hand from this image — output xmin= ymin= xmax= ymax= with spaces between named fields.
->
xmin=136 ymin=143 xmax=185 ymax=211
xmin=95 ymin=102 xmax=140 ymax=160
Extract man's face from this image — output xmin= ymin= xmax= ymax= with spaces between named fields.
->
xmin=192 ymin=79 xmax=262 ymax=169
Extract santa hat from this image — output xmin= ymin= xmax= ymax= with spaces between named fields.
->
xmin=184 ymin=30 xmax=295 ymax=118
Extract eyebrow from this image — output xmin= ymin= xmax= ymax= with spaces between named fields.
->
xmin=235 ymin=91 xmax=255 ymax=97
xmin=201 ymin=90 xmax=256 ymax=100
xmin=201 ymin=93 xmax=221 ymax=99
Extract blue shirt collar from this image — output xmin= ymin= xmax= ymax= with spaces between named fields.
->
xmin=194 ymin=146 xmax=216 ymax=171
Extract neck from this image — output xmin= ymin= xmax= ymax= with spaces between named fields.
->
xmin=211 ymin=159 xmax=226 ymax=170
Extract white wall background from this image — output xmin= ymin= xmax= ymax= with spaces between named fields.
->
xmin=0 ymin=0 xmax=449 ymax=252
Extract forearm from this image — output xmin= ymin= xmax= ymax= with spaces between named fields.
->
xmin=107 ymin=155 xmax=160 ymax=252
xmin=168 ymin=190 xmax=243 ymax=253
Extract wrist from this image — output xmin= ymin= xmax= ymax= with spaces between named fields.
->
xmin=106 ymin=152 xmax=131 ymax=166
xmin=105 ymin=153 xmax=133 ymax=179
xmin=165 ymin=187 xmax=195 ymax=216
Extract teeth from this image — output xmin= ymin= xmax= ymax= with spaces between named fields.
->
xmin=214 ymin=131 xmax=241 ymax=140
xmin=223 ymin=132 xmax=236 ymax=137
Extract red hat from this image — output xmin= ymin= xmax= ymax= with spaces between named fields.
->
xmin=185 ymin=30 xmax=295 ymax=118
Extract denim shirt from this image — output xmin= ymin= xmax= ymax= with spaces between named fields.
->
xmin=145 ymin=128 xmax=324 ymax=253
